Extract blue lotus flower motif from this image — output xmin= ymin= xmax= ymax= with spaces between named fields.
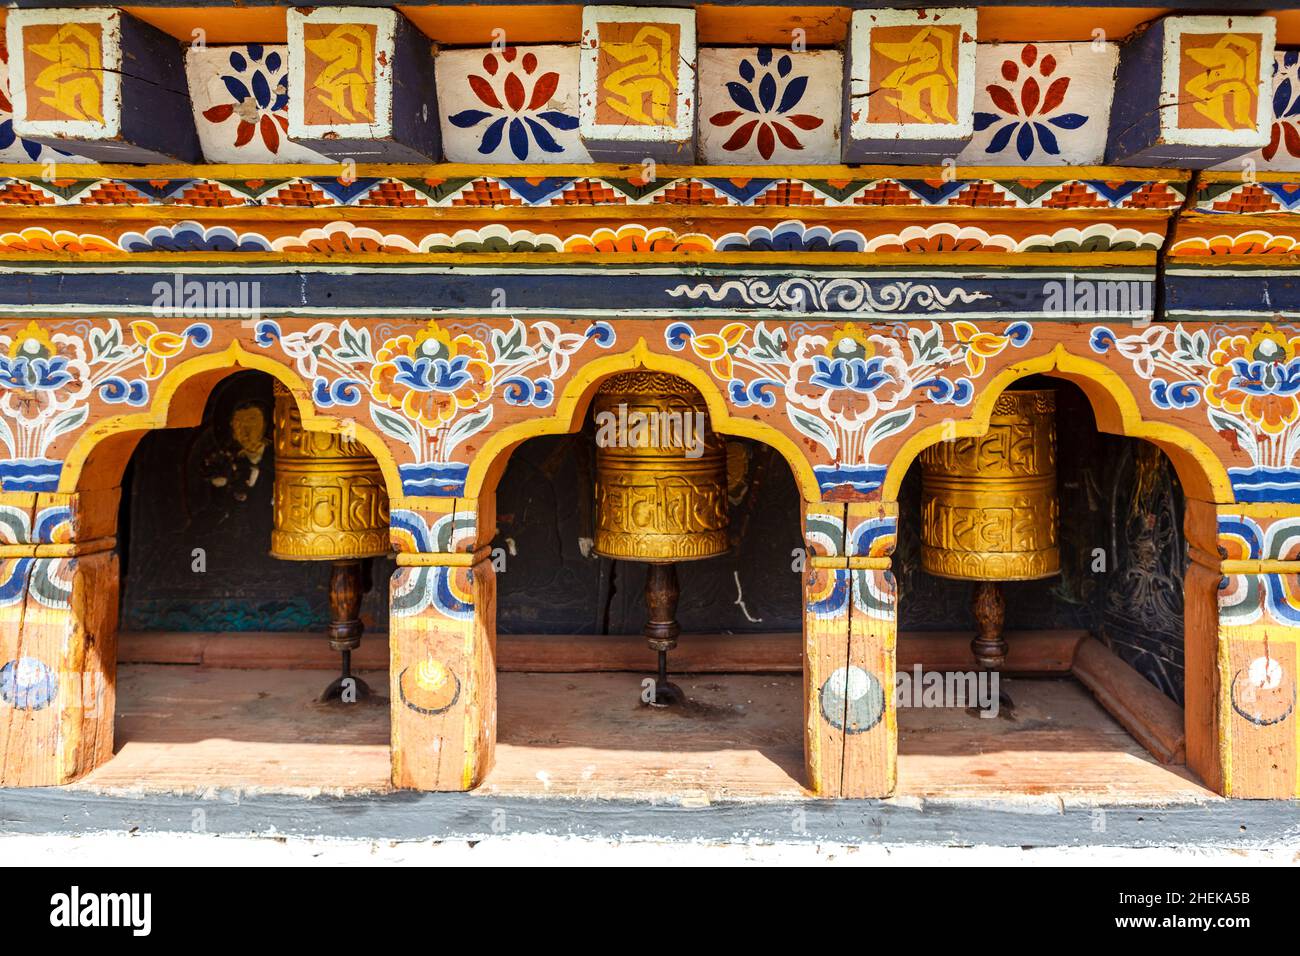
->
xmin=0 ymin=354 xmax=74 ymax=390
xmin=448 ymin=47 xmax=578 ymax=160
xmin=1228 ymin=356 xmax=1300 ymax=396
xmin=203 ymin=45 xmax=291 ymax=154
xmin=709 ymin=47 xmax=824 ymax=159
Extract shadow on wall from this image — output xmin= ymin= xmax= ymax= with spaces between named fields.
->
xmin=118 ymin=369 xmax=396 ymax=633
xmin=893 ymin=378 xmax=1187 ymax=703
xmin=492 ymin=431 xmax=805 ymax=636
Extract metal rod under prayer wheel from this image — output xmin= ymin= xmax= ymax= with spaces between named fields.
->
xmin=920 ymin=389 xmax=1060 ymax=698
xmin=591 ymin=372 xmax=730 ymax=707
xmin=269 ymin=382 xmax=391 ymax=703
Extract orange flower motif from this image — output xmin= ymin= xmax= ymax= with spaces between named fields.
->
xmin=685 ymin=322 xmax=748 ymax=379
xmin=369 ymin=321 xmax=493 ymax=429
xmin=953 ymin=320 xmax=1017 ymax=376
xmin=1206 ymin=324 xmax=1300 ymax=435
xmin=130 ymin=320 xmax=194 ymax=379
xmin=562 ymin=226 xmax=714 ymax=253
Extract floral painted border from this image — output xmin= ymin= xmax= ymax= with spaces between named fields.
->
xmin=1091 ymin=322 xmax=1300 ymax=502
xmin=0 ymin=219 xmax=1167 ymax=256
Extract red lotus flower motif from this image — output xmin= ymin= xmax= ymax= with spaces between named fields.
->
xmin=449 ymin=47 xmax=577 ymax=160
xmin=974 ymin=44 xmax=1087 ymax=159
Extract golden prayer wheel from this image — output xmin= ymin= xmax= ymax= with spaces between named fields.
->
xmin=270 ymin=381 xmax=390 ymax=701
xmin=591 ymin=372 xmax=730 ymax=705
xmin=920 ymin=388 xmax=1059 ymax=670
xmin=592 ymin=372 xmax=729 ymax=564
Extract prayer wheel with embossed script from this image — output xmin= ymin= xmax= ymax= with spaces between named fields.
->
xmin=270 ymin=381 xmax=390 ymax=702
xmin=920 ymin=389 xmax=1060 ymax=671
xmin=592 ymin=372 xmax=729 ymax=705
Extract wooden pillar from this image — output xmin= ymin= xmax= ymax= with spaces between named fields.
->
xmin=0 ymin=489 xmax=119 ymax=786
xmin=1187 ymin=500 xmax=1300 ymax=799
xmin=388 ymin=496 xmax=497 ymax=791
xmin=801 ymin=500 xmax=897 ymax=797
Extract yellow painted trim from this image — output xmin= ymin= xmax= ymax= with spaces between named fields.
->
xmin=463 ymin=338 xmax=822 ymax=502
xmin=396 ymin=548 xmax=491 ymax=567
xmin=0 ymin=251 xmax=1159 ymax=267
xmin=1166 ymin=254 xmax=1300 ymax=266
xmin=808 ymin=555 xmax=848 ymax=570
xmin=1216 ymin=501 xmax=1300 ymax=518
xmin=56 ymin=342 xmax=406 ymax=498
xmin=1220 ymin=559 xmax=1300 ymax=574
xmin=880 ymin=344 xmax=1236 ymax=505
xmin=1177 ymin=212 xmax=1300 ymax=227
xmin=1199 ymin=169 xmax=1300 ymax=184
xmin=847 ymin=556 xmax=892 ymax=570
xmin=0 ymin=539 xmax=115 ymax=558
xmin=0 ymin=162 xmax=1191 ymax=181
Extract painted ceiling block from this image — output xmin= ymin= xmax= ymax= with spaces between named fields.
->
xmin=1214 ymin=50 xmax=1300 ymax=174
xmin=699 ymin=47 xmax=841 ymax=164
xmin=579 ymin=6 xmax=697 ymax=162
xmin=1107 ymin=15 xmax=1276 ymax=168
xmin=187 ymin=45 xmax=331 ymax=164
xmin=437 ymin=46 xmax=589 ymax=163
xmin=958 ymin=42 xmax=1118 ymax=166
xmin=844 ymin=8 xmax=978 ymax=164
xmin=287 ymin=7 xmax=439 ymax=162
xmin=0 ymin=32 xmax=90 ymax=164
xmin=6 ymin=7 xmax=200 ymax=163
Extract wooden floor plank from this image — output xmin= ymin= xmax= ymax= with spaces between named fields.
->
xmin=70 ymin=666 xmax=1212 ymax=803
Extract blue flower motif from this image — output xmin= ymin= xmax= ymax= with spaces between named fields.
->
xmin=203 ymin=45 xmax=290 ymax=153
xmin=709 ymin=47 xmax=824 ymax=159
xmin=976 ymin=45 xmax=1088 ymax=161
xmin=448 ymin=48 xmax=577 ymax=160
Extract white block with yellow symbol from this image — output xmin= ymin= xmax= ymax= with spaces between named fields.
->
xmin=1107 ymin=15 xmax=1276 ymax=167
xmin=578 ymin=5 xmax=697 ymax=162
xmin=6 ymin=7 xmax=200 ymax=162
xmin=286 ymin=6 xmax=439 ymax=161
xmin=844 ymin=7 xmax=978 ymax=163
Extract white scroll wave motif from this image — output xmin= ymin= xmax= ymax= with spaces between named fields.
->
xmin=666 ymin=278 xmax=990 ymax=312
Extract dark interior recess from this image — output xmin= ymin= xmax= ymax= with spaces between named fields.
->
xmin=117 ymin=372 xmax=1187 ymax=702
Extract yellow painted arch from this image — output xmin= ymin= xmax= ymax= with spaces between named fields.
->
xmin=881 ymin=344 xmax=1236 ymax=505
xmin=464 ymin=337 xmax=821 ymax=501
xmin=59 ymin=341 xmax=405 ymax=497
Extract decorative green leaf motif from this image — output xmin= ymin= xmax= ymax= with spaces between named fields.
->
xmin=867 ymin=408 xmax=915 ymax=444
xmin=335 ymin=321 xmax=372 ymax=363
xmin=908 ymin=324 xmax=946 ymax=364
xmin=787 ymin=406 xmax=838 ymax=457
xmin=370 ymin=402 xmax=416 ymax=444
xmin=749 ymin=323 xmax=788 ymax=364
xmin=48 ymin=406 xmax=88 ymax=439
xmin=492 ymin=320 xmax=530 ymax=363
xmin=446 ymin=407 xmax=493 ymax=455
xmin=89 ymin=323 xmax=125 ymax=363
xmin=1172 ymin=328 xmax=1209 ymax=364
xmin=1207 ymin=410 xmax=1249 ymax=442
